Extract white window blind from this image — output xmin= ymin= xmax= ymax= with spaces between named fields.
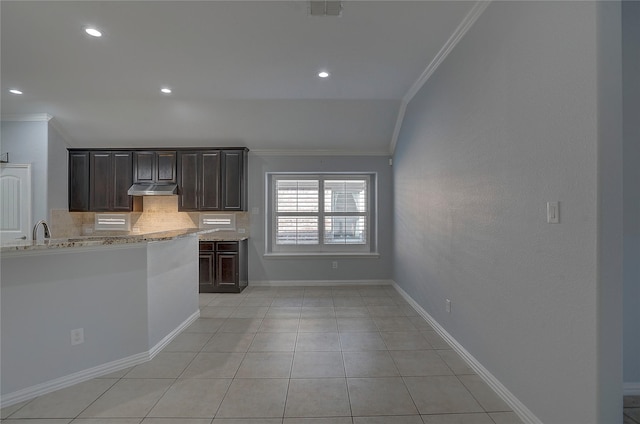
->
xmin=269 ymin=174 xmax=373 ymax=254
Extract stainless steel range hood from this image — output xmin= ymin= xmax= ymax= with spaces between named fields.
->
xmin=127 ymin=183 xmax=178 ymax=196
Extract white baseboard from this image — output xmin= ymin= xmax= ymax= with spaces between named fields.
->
xmin=392 ymin=282 xmax=543 ymax=424
xmin=625 ymin=382 xmax=640 ymax=396
xmin=250 ymin=279 xmax=393 ymax=287
xmin=0 ymin=310 xmax=200 ymax=409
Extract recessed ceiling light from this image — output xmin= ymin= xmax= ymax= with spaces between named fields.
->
xmin=85 ymin=27 xmax=102 ymax=37
xmin=318 ymin=71 xmax=330 ymax=78
xmin=9 ymin=89 xmax=23 ymax=95
xmin=160 ymin=87 xmax=172 ymax=94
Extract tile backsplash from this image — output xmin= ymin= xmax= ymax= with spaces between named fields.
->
xmin=51 ymin=197 xmax=250 ymax=238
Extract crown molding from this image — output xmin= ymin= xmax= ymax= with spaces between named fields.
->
xmin=1 ymin=113 xmax=53 ymax=122
xmin=250 ymin=149 xmax=390 ymax=157
xmin=389 ymin=0 xmax=492 ymax=155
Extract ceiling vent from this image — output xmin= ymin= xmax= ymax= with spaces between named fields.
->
xmin=309 ymin=1 xmax=342 ymax=16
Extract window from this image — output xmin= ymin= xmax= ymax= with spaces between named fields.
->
xmin=267 ymin=173 xmax=376 ymax=255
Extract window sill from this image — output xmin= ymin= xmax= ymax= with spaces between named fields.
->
xmin=263 ymin=252 xmax=380 ymax=259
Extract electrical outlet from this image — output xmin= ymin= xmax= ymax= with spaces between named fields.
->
xmin=446 ymin=299 xmax=452 ymax=314
xmin=71 ymin=328 xmax=84 ymax=346
xmin=332 ymin=261 xmax=338 ymax=269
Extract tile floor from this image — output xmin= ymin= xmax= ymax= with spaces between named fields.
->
xmin=626 ymin=396 xmax=640 ymax=424
xmin=2 ymin=285 xmax=527 ymax=423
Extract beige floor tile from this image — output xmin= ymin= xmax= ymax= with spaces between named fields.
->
xmin=216 ymin=378 xmax=288 ymax=418
xmin=1 ymin=401 xmax=30 ymax=419
xmin=489 ymin=411 xmax=525 ymax=424
xmin=339 ymin=332 xmax=387 ymax=351
xmin=353 ymin=416 xmax=423 ymax=424
xmin=250 ymin=332 xmax=297 ymax=352
xmin=97 ymin=368 xmax=133 ymax=379
xmin=335 ymin=307 xmax=371 ymax=318
xmin=210 ymin=297 xmax=244 ymax=307
xmin=332 ymin=297 xmax=366 ymax=307
xmin=10 ymin=379 xmax=118 ymax=418
xmin=78 ymin=379 xmax=173 ymax=418
xmin=236 ymin=352 xmax=294 ymax=378
xmin=625 ymin=396 xmax=640 ymax=408
xmin=266 ymin=307 xmax=302 ymax=318
xmin=199 ymin=293 xmax=218 ymax=306
xmin=347 ymin=377 xmax=418 ymax=416
xmin=380 ymin=331 xmax=432 ymax=350
xmin=180 ymin=352 xmax=244 ymax=378
xmin=285 ymin=418 xmax=352 ymax=424
xmin=358 ymin=288 xmax=390 ymax=297
xmin=164 ymin=332 xmax=213 ymax=352
xmin=299 ymin=318 xmax=338 ymax=332
xmin=400 ymin=306 xmax=420 ymax=317
xmin=4 ymin=420 xmax=72 ymax=424
xmin=303 ymin=298 xmax=335 ymax=307
xmin=337 ymin=317 xmax=378 ymax=332
xmin=148 ymin=378 xmax=231 ymax=418
xmin=276 ymin=288 xmax=306 ymax=298
xmin=184 ymin=318 xmax=226 ymax=333
xmin=422 ymin=413 xmax=495 ymax=423
xmin=404 ymin=376 xmax=483 ymax=414
xmin=300 ymin=307 xmax=336 ymax=318
xmin=367 ymin=306 xmax=405 ymax=317
xmin=390 ymin=350 xmax=452 ymax=376
xmin=219 ymin=318 xmax=264 ymax=333
xmin=200 ymin=306 xmax=236 ymax=318
xmin=72 ymin=419 xmax=142 ymax=423
xmin=436 ymin=350 xmax=474 ymax=375
xmin=624 ymin=408 xmax=640 ymax=423
xmin=458 ymin=375 xmax=510 ymax=412
xmin=363 ymin=297 xmax=398 ymax=306
xmin=230 ymin=306 xmax=269 ymax=319
xmin=304 ymin=289 xmax=334 ymax=297
xmin=373 ymin=316 xmax=417 ymax=332
xmin=259 ymin=318 xmax=300 ymax=332
xmin=421 ymin=331 xmax=451 ymax=350
xmin=203 ymin=332 xmax=256 ymax=352
xmin=285 ymin=378 xmax=351 ymax=417
xmin=343 ymin=351 xmax=399 ymax=377
xmin=292 ymin=352 xmax=346 ymax=378
xmin=295 ymin=332 xmax=341 ymax=351
xmin=272 ymin=297 xmax=304 ymax=307
xmin=239 ymin=297 xmax=275 ymax=307
xmin=214 ymin=419 xmax=282 ymax=424
xmin=143 ymin=419 xmax=211 ymax=424
xmin=123 ymin=352 xmax=196 ymax=379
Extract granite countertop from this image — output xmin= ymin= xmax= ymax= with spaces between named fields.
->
xmin=1 ymin=228 xmax=246 ymax=253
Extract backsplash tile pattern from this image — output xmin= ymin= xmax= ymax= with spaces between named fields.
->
xmin=51 ymin=197 xmax=250 ymax=238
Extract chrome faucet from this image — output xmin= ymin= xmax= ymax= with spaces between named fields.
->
xmin=32 ymin=220 xmax=51 ymax=241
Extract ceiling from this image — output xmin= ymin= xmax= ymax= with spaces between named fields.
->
xmin=1 ymin=1 xmax=475 ymax=154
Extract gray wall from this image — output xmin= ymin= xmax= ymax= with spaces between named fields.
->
xmin=247 ymin=153 xmax=393 ymax=284
xmin=47 ymin=122 xmax=69 ymax=213
xmin=392 ymin=2 xmax=621 ymax=423
xmin=623 ymin=0 xmax=640 ymax=387
xmin=1 ymin=120 xmax=49 ymax=223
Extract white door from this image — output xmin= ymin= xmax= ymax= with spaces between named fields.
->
xmin=1 ymin=163 xmax=32 ymax=243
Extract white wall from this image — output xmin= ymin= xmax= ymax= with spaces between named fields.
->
xmin=623 ymin=0 xmax=640 ymax=388
xmin=392 ymin=2 xmax=622 ymax=423
xmin=247 ymin=153 xmax=393 ymax=284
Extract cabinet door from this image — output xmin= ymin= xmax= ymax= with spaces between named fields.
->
xmin=133 ymin=151 xmax=155 ymax=183
xmin=201 ymin=151 xmax=221 ymax=210
xmin=90 ymin=152 xmax=112 ymax=211
xmin=112 ymin=152 xmax=133 ymax=211
xmin=216 ymin=253 xmax=238 ymax=289
xmin=178 ymin=152 xmax=199 ymax=210
xmin=69 ymin=151 xmax=90 ymax=211
xmin=221 ymin=150 xmax=245 ymax=210
xmin=199 ymin=252 xmax=216 ymax=293
xmin=157 ymin=151 xmax=177 ymax=183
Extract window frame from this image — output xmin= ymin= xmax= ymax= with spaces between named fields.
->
xmin=265 ymin=172 xmax=377 ymax=256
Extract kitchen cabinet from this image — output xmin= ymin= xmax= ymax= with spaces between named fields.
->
xmin=90 ymin=151 xmax=136 ymax=211
xmin=68 ymin=151 xmax=90 ymax=211
xmin=178 ymin=149 xmax=247 ymax=211
xmin=199 ymin=240 xmax=247 ymax=293
xmin=133 ymin=151 xmax=177 ymax=184
xmin=178 ymin=151 xmax=221 ymax=211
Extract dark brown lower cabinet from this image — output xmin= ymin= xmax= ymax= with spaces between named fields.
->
xmin=199 ymin=240 xmax=247 ymax=293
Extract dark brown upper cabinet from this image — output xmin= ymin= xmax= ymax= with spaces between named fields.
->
xmin=178 ymin=148 xmax=247 ymax=211
xmin=68 ymin=151 xmax=90 ymax=211
xmin=133 ymin=151 xmax=177 ymax=184
xmin=90 ymin=151 xmax=136 ymax=212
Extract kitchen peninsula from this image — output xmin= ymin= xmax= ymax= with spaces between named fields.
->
xmin=0 ymin=228 xmax=216 ymax=407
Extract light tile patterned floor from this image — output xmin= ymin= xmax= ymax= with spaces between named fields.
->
xmin=2 ymin=285 xmax=528 ymax=423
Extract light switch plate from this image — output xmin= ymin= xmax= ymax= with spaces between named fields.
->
xmin=547 ymin=201 xmax=559 ymax=224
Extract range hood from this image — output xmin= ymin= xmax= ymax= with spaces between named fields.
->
xmin=127 ymin=183 xmax=178 ymax=196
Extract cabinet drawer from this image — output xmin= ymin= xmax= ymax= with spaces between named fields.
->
xmin=199 ymin=242 xmax=215 ymax=251
xmin=215 ymin=242 xmax=238 ymax=252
